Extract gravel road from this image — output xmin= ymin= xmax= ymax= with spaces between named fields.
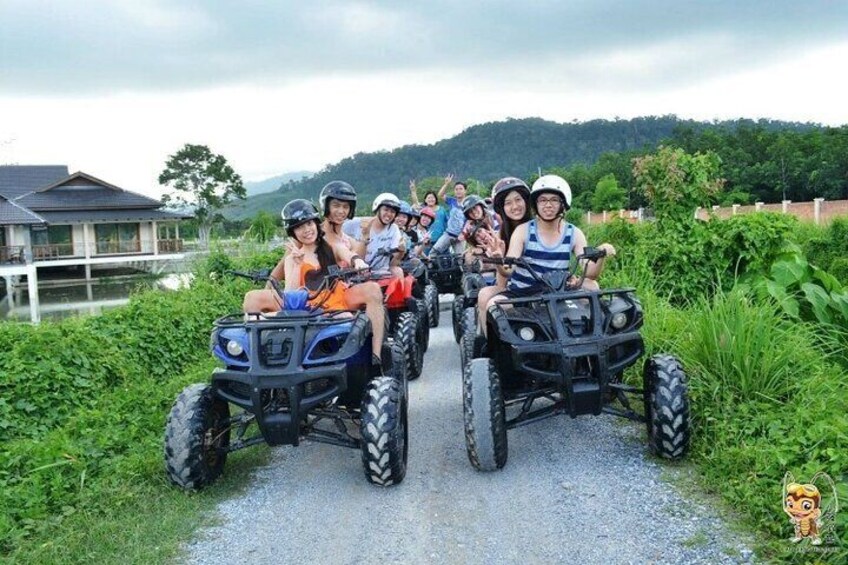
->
xmin=182 ymin=319 xmax=753 ymax=565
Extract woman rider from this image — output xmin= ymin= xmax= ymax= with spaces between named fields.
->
xmin=242 ymin=199 xmax=387 ymax=368
xmin=267 ymin=180 xmax=358 ymax=283
xmin=474 ymin=177 xmax=533 ymax=333
xmin=409 ymin=177 xmax=449 ymax=246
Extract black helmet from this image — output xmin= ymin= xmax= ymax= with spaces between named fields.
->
xmin=319 ymin=180 xmax=357 ymax=219
xmin=461 ymin=195 xmax=485 ymax=219
xmin=491 ymin=177 xmax=530 ymax=214
xmin=281 ymin=199 xmax=320 ymax=236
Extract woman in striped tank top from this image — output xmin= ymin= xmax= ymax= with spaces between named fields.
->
xmin=478 ymin=175 xmax=616 ymax=337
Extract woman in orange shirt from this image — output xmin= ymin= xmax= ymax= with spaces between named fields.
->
xmin=243 ymin=199 xmax=386 ymax=368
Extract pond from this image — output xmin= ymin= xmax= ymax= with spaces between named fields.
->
xmin=0 ymin=274 xmax=193 ymax=322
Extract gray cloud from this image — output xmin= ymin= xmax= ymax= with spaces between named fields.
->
xmin=1 ymin=1 xmax=847 ymax=95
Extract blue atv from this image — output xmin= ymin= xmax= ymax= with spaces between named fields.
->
xmin=164 ymin=267 xmax=408 ymax=489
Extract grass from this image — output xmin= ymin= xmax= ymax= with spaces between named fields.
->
xmin=13 ymin=447 xmax=269 ymax=565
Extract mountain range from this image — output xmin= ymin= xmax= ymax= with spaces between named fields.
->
xmin=223 ymin=116 xmax=813 ymax=219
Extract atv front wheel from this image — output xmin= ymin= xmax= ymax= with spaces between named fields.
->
xmin=164 ymin=383 xmax=230 ymax=489
xmin=361 ymin=376 xmax=408 ymax=486
xmin=452 ymin=295 xmax=464 ymax=343
xmin=643 ymin=355 xmax=690 ymax=459
xmin=425 ymin=283 xmax=439 ymax=328
xmin=395 ymin=311 xmax=421 ymax=381
xmin=462 ymin=358 xmax=508 ymax=471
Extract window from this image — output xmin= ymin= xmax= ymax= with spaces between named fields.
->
xmin=30 ymin=225 xmax=72 ymax=246
xmin=95 ymin=223 xmax=140 ymax=254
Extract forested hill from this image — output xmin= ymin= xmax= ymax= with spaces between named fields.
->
xmin=224 ymin=116 xmax=814 ymax=219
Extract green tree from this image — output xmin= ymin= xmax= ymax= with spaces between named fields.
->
xmin=632 ymin=145 xmax=724 ymax=221
xmin=159 ymin=144 xmax=246 ymax=247
xmin=244 ymin=211 xmax=278 ymax=243
xmin=591 ymin=173 xmax=627 ymax=212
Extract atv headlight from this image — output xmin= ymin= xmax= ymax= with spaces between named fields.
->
xmin=610 ymin=312 xmax=628 ymax=330
xmin=226 ymin=339 xmax=244 ymax=357
xmin=518 ymin=326 xmax=536 ymax=341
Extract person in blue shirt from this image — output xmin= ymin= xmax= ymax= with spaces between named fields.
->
xmin=409 ymin=177 xmax=449 ymax=249
xmin=430 ymin=175 xmax=467 ymax=255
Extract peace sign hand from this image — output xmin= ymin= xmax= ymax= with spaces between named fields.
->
xmin=285 ymin=239 xmax=304 ymax=265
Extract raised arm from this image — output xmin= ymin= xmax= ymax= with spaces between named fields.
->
xmin=409 ymin=179 xmax=420 ymax=207
xmin=437 ymin=173 xmax=454 ymax=200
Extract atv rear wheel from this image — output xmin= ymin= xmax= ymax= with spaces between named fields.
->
xmin=360 ymin=376 xmax=407 ymax=486
xmin=425 ymin=283 xmax=439 ymax=328
xmin=643 ymin=355 xmax=690 ymax=459
xmin=416 ymin=298 xmax=430 ymax=354
xmin=164 ymin=383 xmax=230 ymax=490
xmin=461 ymin=306 xmax=477 ymax=343
xmin=452 ymin=295 xmax=464 ymax=343
xmin=395 ymin=311 xmax=421 ymax=381
xmin=462 ymin=358 xmax=508 ymax=471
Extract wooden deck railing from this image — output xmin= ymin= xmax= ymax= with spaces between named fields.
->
xmin=0 ymin=245 xmax=26 ymax=264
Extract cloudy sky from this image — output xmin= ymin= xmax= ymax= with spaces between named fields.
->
xmin=2 ymin=1 xmax=847 ymax=199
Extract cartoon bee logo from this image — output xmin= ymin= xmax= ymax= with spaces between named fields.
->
xmin=782 ymin=472 xmax=839 ymax=546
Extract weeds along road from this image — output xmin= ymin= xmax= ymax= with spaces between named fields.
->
xmin=183 ymin=320 xmax=752 ymax=565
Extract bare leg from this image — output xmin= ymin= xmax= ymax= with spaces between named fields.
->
xmin=480 ymin=293 xmax=511 ymax=338
xmin=476 ymin=284 xmax=504 ymax=336
xmin=344 ymin=282 xmax=385 ymax=354
xmin=243 ymin=289 xmax=283 ymax=314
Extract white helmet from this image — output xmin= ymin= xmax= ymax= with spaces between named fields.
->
xmin=530 ymin=174 xmax=572 ymax=211
xmin=372 ymin=192 xmax=401 ymax=213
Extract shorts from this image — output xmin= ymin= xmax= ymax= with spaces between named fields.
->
xmin=500 ymin=283 xmax=547 ymax=300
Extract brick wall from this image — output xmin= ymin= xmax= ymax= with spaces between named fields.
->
xmin=587 ymin=199 xmax=848 ymax=225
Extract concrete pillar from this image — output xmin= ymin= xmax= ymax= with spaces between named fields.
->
xmin=602 ymin=210 xmax=607 ymax=223
xmin=152 ymin=221 xmax=159 ymax=255
xmin=83 ymin=223 xmax=91 ymax=259
xmin=86 ymin=282 xmax=93 ymax=301
xmin=782 ymin=200 xmax=791 ymax=213
xmin=2 ymin=276 xmax=13 ymax=308
xmin=755 ymin=202 xmax=763 ymax=211
xmin=586 ymin=211 xmax=592 ymax=225
xmin=26 ymin=264 xmax=39 ymax=324
xmin=814 ymin=198 xmax=824 ymax=225
xmin=732 ymin=204 xmax=740 ymax=215
xmin=637 ymin=208 xmax=644 ymax=222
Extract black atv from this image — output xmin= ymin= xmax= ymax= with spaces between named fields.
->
xmin=453 ymin=256 xmax=498 ymax=346
xmin=164 ymin=267 xmax=408 ymax=489
xmin=401 ymin=255 xmax=440 ymax=330
xmin=423 ymin=252 xmax=466 ymax=337
xmin=461 ymin=250 xmax=690 ymax=471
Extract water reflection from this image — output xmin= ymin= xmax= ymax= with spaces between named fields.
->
xmin=0 ymin=274 xmax=193 ymax=322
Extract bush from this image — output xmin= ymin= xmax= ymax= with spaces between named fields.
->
xmin=0 ymin=257 xmax=264 ymax=555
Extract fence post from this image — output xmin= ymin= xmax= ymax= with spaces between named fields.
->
xmin=814 ymin=198 xmax=824 ymax=225
xmin=694 ymin=207 xmax=701 ymax=220
xmin=602 ymin=210 xmax=607 ymax=223
xmin=586 ymin=211 xmax=591 ymax=225
xmin=782 ymin=200 xmax=791 ymax=213
xmin=732 ymin=204 xmax=740 ymax=216
xmin=755 ymin=202 xmax=763 ymax=211
xmin=638 ymin=207 xmax=644 ymax=222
